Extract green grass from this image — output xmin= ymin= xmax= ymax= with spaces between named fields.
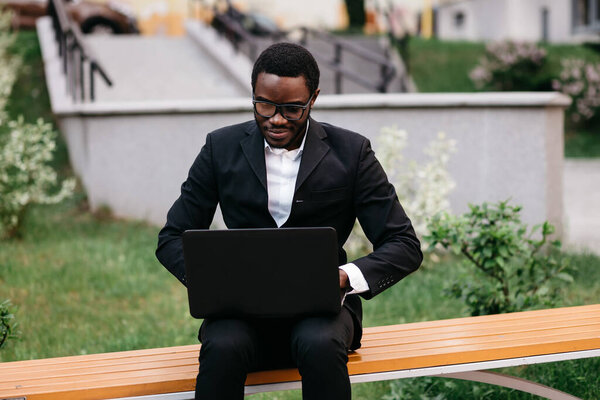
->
xmin=1 ymin=199 xmax=599 ymax=399
xmin=408 ymin=37 xmax=485 ymax=93
xmin=6 ymin=31 xmax=55 ymax=125
xmin=5 ymin=30 xmax=70 ymax=173
xmin=564 ymin=127 xmax=600 ymax=158
xmin=0 ymin=197 xmax=199 ymax=362
xmin=407 ymin=37 xmax=600 ymax=94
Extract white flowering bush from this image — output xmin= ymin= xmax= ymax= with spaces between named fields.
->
xmin=470 ymin=40 xmax=547 ymax=91
xmin=0 ymin=118 xmax=76 ymax=238
xmin=0 ymin=9 xmax=19 ymax=123
xmin=0 ymin=8 xmax=75 ymax=238
xmin=345 ymin=126 xmax=456 ymax=256
xmin=552 ymin=58 xmax=600 ymax=124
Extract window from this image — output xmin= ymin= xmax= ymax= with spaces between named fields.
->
xmin=541 ymin=7 xmax=549 ymax=41
xmin=572 ymin=0 xmax=600 ymax=32
xmin=454 ymin=11 xmax=465 ymax=28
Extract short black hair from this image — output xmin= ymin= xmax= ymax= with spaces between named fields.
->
xmin=251 ymin=42 xmax=320 ymax=95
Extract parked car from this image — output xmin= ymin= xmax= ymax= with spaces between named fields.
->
xmin=0 ymin=0 xmax=138 ymax=34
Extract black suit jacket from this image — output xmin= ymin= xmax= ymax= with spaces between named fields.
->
xmin=156 ymin=118 xmax=422 ymax=349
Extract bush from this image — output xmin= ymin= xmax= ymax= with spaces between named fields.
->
xmin=470 ymin=40 xmax=549 ymax=91
xmin=426 ymin=200 xmax=571 ymax=316
xmin=0 ymin=117 xmax=76 ymax=239
xmin=552 ymin=58 xmax=600 ymax=124
xmin=0 ymin=7 xmax=74 ymax=239
xmin=346 ymin=126 xmax=456 ymax=256
xmin=0 ymin=299 xmax=19 ymax=350
xmin=0 ymin=9 xmax=19 ymax=121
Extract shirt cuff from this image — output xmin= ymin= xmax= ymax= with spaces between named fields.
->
xmin=339 ymin=263 xmax=369 ymax=294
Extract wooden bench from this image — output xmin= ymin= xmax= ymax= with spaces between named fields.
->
xmin=1 ymin=304 xmax=599 ymax=400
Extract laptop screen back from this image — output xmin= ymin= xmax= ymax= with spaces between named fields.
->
xmin=183 ymin=227 xmax=341 ymax=319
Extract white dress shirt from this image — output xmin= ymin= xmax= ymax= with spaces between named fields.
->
xmin=264 ymin=122 xmax=369 ymax=295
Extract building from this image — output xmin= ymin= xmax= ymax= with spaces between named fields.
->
xmin=436 ymin=0 xmax=600 ymax=43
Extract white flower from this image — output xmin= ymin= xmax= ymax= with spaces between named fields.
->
xmin=346 ymin=127 xmax=457 ymax=256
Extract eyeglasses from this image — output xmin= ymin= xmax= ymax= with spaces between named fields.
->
xmin=252 ymin=94 xmax=314 ymax=121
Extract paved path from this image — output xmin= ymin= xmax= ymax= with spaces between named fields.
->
xmin=86 ymin=35 xmax=247 ymax=102
xmin=564 ymin=159 xmax=600 ymax=254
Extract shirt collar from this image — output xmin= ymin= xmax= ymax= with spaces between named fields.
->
xmin=264 ymin=120 xmax=309 ymax=160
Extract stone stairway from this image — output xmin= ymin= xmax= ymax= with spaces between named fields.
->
xmin=85 ymin=35 xmax=248 ymax=102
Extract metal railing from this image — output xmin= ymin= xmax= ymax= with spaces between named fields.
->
xmin=200 ymin=0 xmax=397 ymax=94
xmin=48 ymin=0 xmax=112 ymax=102
xmin=295 ymin=27 xmax=396 ymax=94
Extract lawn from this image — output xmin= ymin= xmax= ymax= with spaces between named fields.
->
xmin=1 ymin=198 xmax=599 ymax=399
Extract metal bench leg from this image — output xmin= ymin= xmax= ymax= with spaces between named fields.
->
xmin=437 ymin=371 xmax=581 ymax=400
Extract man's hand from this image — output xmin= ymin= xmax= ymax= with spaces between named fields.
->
xmin=339 ymin=269 xmax=350 ymax=304
xmin=339 ymin=269 xmax=350 ymax=289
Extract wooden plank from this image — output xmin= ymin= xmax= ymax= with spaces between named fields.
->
xmin=2 ymin=352 xmax=199 ymax=381
xmin=353 ymin=324 xmax=600 ymax=356
xmin=359 ymin=319 xmax=600 ymax=348
xmin=361 ymin=305 xmax=600 ymax=336
xmin=361 ymin=312 xmax=600 ymax=342
xmin=0 ymin=344 xmax=200 ymax=369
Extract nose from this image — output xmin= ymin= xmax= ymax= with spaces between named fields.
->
xmin=269 ymin=108 xmax=288 ymax=125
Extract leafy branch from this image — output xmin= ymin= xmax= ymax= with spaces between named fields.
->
xmin=426 ymin=200 xmax=571 ymax=316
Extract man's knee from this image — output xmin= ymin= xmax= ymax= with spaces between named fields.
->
xmin=291 ymin=317 xmax=351 ymax=367
xmin=200 ymin=319 xmax=257 ymax=365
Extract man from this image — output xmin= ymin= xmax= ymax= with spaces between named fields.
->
xmin=156 ymin=42 xmax=422 ymax=400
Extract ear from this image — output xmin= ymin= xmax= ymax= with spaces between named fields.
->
xmin=309 ymin=88 xmax=320 ymax=109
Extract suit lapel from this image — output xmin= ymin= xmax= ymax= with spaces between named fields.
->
xmin=241 ymin=122 xmax=267 ymax=190
xmin=295 ymin=118 xmax=330 ymax=191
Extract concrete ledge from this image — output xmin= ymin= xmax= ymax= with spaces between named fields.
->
xmin=50 ymin=92 xmax=571 ymax=117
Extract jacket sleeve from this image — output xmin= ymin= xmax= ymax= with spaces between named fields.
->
xmin=351 ymin=138 xmax=423 ymax=299
xmin=156 ymin=134 xmax=219 ymax=286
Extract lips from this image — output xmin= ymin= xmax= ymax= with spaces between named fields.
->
xmin=267 ymin=129 xmax=290 ymax=140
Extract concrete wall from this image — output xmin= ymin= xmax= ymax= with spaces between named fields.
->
xmin=55 ymin=93 xmax=569 ymax=235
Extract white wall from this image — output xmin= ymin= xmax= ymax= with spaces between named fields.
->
xmin=438 ymin=0 xmax=510 ymax=41
xmin=437 ymin=0 xmax=576 ymax=43
xmin=507 ymin=0 xmax=572 ymax=42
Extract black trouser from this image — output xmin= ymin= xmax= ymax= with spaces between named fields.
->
xmin=195 ymin=307 xmax=355 ymax=400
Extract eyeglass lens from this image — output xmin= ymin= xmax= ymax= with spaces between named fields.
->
xmin=255 ymin=103 xmax=304 ymax=120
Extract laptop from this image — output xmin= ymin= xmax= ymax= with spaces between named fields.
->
xmin=182 ymin=227 xmax=341 ymax=319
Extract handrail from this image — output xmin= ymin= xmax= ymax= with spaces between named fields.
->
xmin=48 ymin=0 xmax=113 ymax=102
xmin=293 ymin=26 xmax=396 ymax=93
xmin=211 ymin=12 xmax=260 ymax=61
xmin=299 ymin=27 xmax=392 ymax=67
xmin=205 ymin=3 xmax=397 ymax=94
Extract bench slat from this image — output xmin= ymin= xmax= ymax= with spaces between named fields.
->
xmin=1 ymin=304 xmax=598 ymax=400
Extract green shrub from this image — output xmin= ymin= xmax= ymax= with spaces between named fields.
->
xmin=552 ymin=58 xmax=600 ymax=125
xmin=425 ymin=200 xmax=572 ymax=316
xmin=0 ymin=117 xmax=75 ymax=239
xmin=0 ymin=299 xmax=19 ymax=350
xmin=470 ymin=40 xmax=550 ymax=91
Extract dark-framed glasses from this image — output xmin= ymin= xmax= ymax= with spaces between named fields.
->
xmin=252 ymin=94 xmax=314 ymax=121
